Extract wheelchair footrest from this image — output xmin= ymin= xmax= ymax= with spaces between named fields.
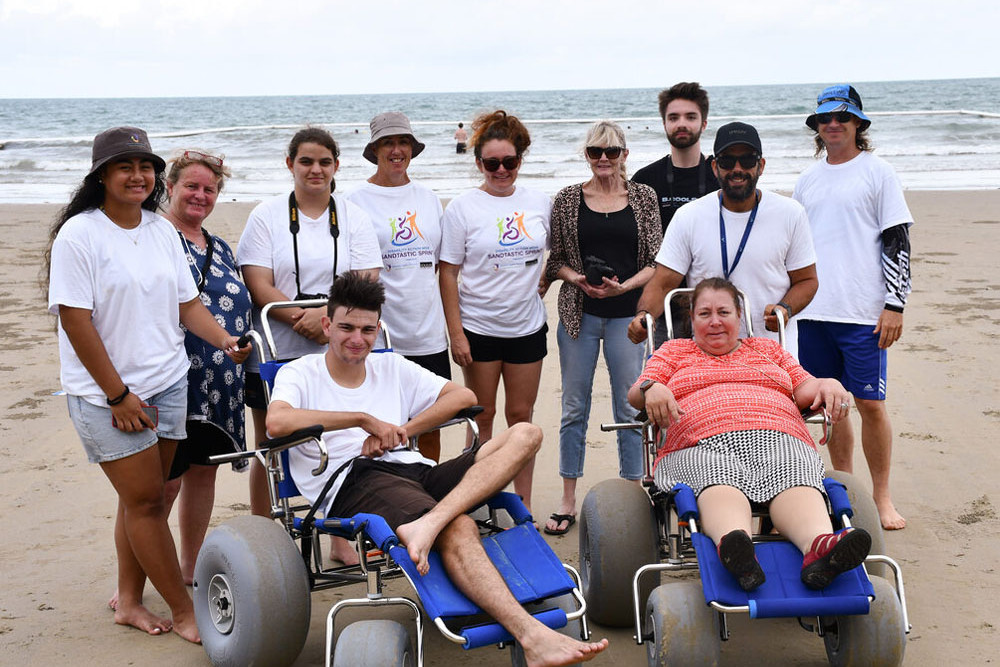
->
xmin=692 ymin=532 xmax=875 ymax=619
xmin=389 ymin=522 xmax=577 ymax=629
xmin=458 ymin=607 xmax=567 ymax=650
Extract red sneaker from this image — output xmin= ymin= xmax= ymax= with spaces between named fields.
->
xmin=801 ymin=528 xmax=871 ymax=590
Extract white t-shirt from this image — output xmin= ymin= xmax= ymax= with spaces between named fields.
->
xmin=236 ymin=193 xmax=382 ymax=367
xmin=270 ymin=351 xmax=447 ymax=515
xmin=656 ymin=189 xmax=816 ymax=356
xmin=345 ymin=181 xmax=448 ymax=356
xmin=793 ymin=151 xmax=914 ymax=325
xmin=48 ymin=208 xmax=199 ymax=406
xmin=439 ymin=186 xmax=551 ymax=337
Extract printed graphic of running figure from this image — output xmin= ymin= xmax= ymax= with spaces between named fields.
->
xmin=391 ymin=210 xmax=424 ymax=246
xmin=498 ymin=211 xmax=532 ymax=246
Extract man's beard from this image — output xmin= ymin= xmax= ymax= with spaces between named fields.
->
xmin=721 ymin=172 xmax=758 ymax=202
xmin=668 ymin=128 xmax=701 ymax=150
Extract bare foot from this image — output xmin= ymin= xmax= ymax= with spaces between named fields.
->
xmin=521 ymin=626 xmax=608 ymax=666
xmin=328 ymin=535 xmax=360 ymax=566
xmin=107 ymin=590 xmax=119 ymax=612
xmin=395 ymin=516 xmax=441 ymax=576
xmin=875 ymin=497 xmax=906 ymax=530
xmin=114 ymin=601 xmax=172 ymax=636
xmin=172 ymin=608 xmax=202 ymax=644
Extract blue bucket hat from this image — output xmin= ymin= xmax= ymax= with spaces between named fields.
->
xmin=806 ymin=84 xmax=871 ymax=131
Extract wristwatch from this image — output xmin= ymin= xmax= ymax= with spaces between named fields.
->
xmin=639 ymin=379 xmax=657 ymax=394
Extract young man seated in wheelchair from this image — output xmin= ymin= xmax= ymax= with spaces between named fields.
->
xmin=265 ymin=271 xmax=608 ymax=666
xmin=628 ymin=277 xmax=872 ymax=592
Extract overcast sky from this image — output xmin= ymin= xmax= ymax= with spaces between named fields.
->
xmin=1 ymin=0 xmax=998 ymax=98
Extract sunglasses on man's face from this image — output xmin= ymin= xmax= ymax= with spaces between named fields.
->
xmin=480 ymin=156 xmax=520 ymax=172
xmin=714 ymin=153 xmax=760 ymax=170
xmin=815 ymin=111 xmax=855 ymax=125
xmin=585 ymin=146 xmax=625 ymax=160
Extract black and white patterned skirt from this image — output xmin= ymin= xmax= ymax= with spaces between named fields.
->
xmin=653 ymin=429 xmax=825 ymax=502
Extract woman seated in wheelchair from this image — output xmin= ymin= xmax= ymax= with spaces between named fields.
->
xmin=628 ymin=277 xmax=871 ymax=592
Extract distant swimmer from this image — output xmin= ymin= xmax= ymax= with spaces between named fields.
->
xmin=454 ymin=122 xmax=468 ymax=154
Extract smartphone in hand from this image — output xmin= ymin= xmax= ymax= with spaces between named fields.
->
xmin=112 ymin=405 xmax=159 ymax=429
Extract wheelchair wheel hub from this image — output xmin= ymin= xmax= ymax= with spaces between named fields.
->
xmin=207 ymin=573 xmax=235 ymax=634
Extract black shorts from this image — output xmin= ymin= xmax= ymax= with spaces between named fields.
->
xmin=464 ymin=324 xmax=548 ymax=364
xmin=168 ymin=420 xmax=241 ymax=479
xmin=329 ymin=449 xmax=478 ymax=531
xmin=244 ymin=371 xmax=268 ymax=410
xmin=404 ymin=350 xmax=452 ymax=380
xmin=456 ymin=142 xmax=467 ymax=154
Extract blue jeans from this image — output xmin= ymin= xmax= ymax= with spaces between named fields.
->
xmin=557 ymin=315 xmax=644 ymax=480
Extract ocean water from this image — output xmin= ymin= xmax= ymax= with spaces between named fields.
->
xmin=1 ymin=78 xmax=998 ymax=203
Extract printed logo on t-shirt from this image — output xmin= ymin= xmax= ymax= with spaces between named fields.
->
xmin=383 ymin=210 xmax=433 ymax=271
xmin=497 ymin=211 xmax=533 ymax=246
xmin=390 ymin=210 xmax=424 ymax=247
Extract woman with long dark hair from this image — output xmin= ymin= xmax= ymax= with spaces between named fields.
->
xmin=47 ymin=127 xmax=249 ymax=642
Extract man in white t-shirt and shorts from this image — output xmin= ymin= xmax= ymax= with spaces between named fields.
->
xmin=266 ymin=271 xmax=608 ymax=666
xmin=793 ymin=84 xmax=913 ymax=531
xmin=628 ymin=122 xmax=818 ymax=357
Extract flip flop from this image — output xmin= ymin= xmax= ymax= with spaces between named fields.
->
xmin=543 ymin=513 xmax=576 ymax=535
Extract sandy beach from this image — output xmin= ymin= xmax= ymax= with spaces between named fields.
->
xmin=2 ymin=190 xmax=999 ymax=666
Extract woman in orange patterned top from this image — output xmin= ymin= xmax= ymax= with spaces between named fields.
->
xmin=628 ymin=277 xmax=871 ymax=592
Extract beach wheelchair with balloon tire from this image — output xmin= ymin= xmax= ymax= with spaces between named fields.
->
xmin=579 ymin=288 xmax=910 ymax=666
xmin=192 ymin=299 xmax=591 ymax=667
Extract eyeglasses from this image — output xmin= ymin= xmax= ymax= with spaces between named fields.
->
xmin=480 ymin=156 xmax=520 ymax=172
xmin=814 ymin=111 xmax=855 ymax=125
xmin=714 ymin=153 xmax=760 ymax=170
xmin=585 ymin=146 xmax=625 ymax=160
xmin=183 ymin=150 xmax=224 ymax=167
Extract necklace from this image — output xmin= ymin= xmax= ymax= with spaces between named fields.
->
xmin=100 ymin=206 xmax=142 ymax=245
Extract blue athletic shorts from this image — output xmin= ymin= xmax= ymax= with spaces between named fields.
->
xmin=798 ymin=320 xmax=887 ymax=400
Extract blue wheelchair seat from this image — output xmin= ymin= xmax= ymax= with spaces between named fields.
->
xmin=671 ymin=481 xmax=876 ymax=619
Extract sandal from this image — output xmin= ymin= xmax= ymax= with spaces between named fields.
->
xmin=543 ymin=513 xmax=576 ymax=536
xmin=801 ymin=527 xmax=872 ymax=590
xmin=718 ymin=529 xmax=766 ymax=591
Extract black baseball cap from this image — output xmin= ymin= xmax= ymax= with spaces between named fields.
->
xmin=713 ymin=122 xmax=763 ymax=156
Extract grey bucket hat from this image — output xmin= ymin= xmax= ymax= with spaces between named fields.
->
xmin=363 ymin=112 xmax=426 ymax=164
xmin=88 ymin=126 xmax=165 ymax=176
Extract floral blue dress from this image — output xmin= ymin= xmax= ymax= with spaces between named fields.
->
xmin=179 ymin=230 xmax=253 ymax=465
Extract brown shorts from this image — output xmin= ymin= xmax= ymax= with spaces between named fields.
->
xmin=329 ymin=448 xmax=478 ymax=531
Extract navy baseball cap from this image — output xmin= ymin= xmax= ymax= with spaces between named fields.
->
xmin=806 ymin=84 xmax=871 ymax=131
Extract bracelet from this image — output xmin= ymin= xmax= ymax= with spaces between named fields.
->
xmin=107 ymin=385 xmax=130 ymax=406
xmin=636 ymin=309 xmax=650 ymax=318
xmin=777 ymin=301 xmax=793 ymax=318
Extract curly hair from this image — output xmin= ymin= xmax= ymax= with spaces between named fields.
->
xmin=469 ymin=110 xmax=531 ymax=159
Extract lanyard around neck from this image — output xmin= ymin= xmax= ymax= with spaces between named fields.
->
xmin=288 ymin=192 xmax=339 ymax=298
xmin=719 ymin=190 xmax=760 ymax=280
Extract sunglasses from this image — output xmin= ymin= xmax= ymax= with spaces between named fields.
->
xmin=714 ymin=153 xmax=760 ymax=170
xmin=480 ymin=155 xmax=520 ymax=172
xmin=815 ymin=111 xmax=855 ymax=125
xmin=183 ymin=150 xmax=224 ymax=167
xmin=585 ymin=146 xmax=625 ymax=160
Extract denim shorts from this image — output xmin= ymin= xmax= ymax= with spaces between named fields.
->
xmin=67 ymin=375 xmax=188 ymax=464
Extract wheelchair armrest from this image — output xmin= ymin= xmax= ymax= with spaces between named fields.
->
xmin=408 ymin=406 xmax=485 ymax=450
xmin=258 ymin=424 xmax=329 ymax=476
xmin=802 ymin=409 xmax=832 ymax=445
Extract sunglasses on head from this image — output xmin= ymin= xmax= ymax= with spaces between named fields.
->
xmin=480 ymin=155 xmax=520 ymax=172
xmin=585 ymin=146 xmax=625 ymax=160
xmin=183 ymin=150 xmax=224 ymax=168
xmin=715 ymin=153 xmax=760 ymax=170
xmin=815 ymin=111 xmax=855 ymax=125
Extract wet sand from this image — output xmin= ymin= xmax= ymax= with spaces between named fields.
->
xmin=2 ymin=190 xmax=999 ymax=665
